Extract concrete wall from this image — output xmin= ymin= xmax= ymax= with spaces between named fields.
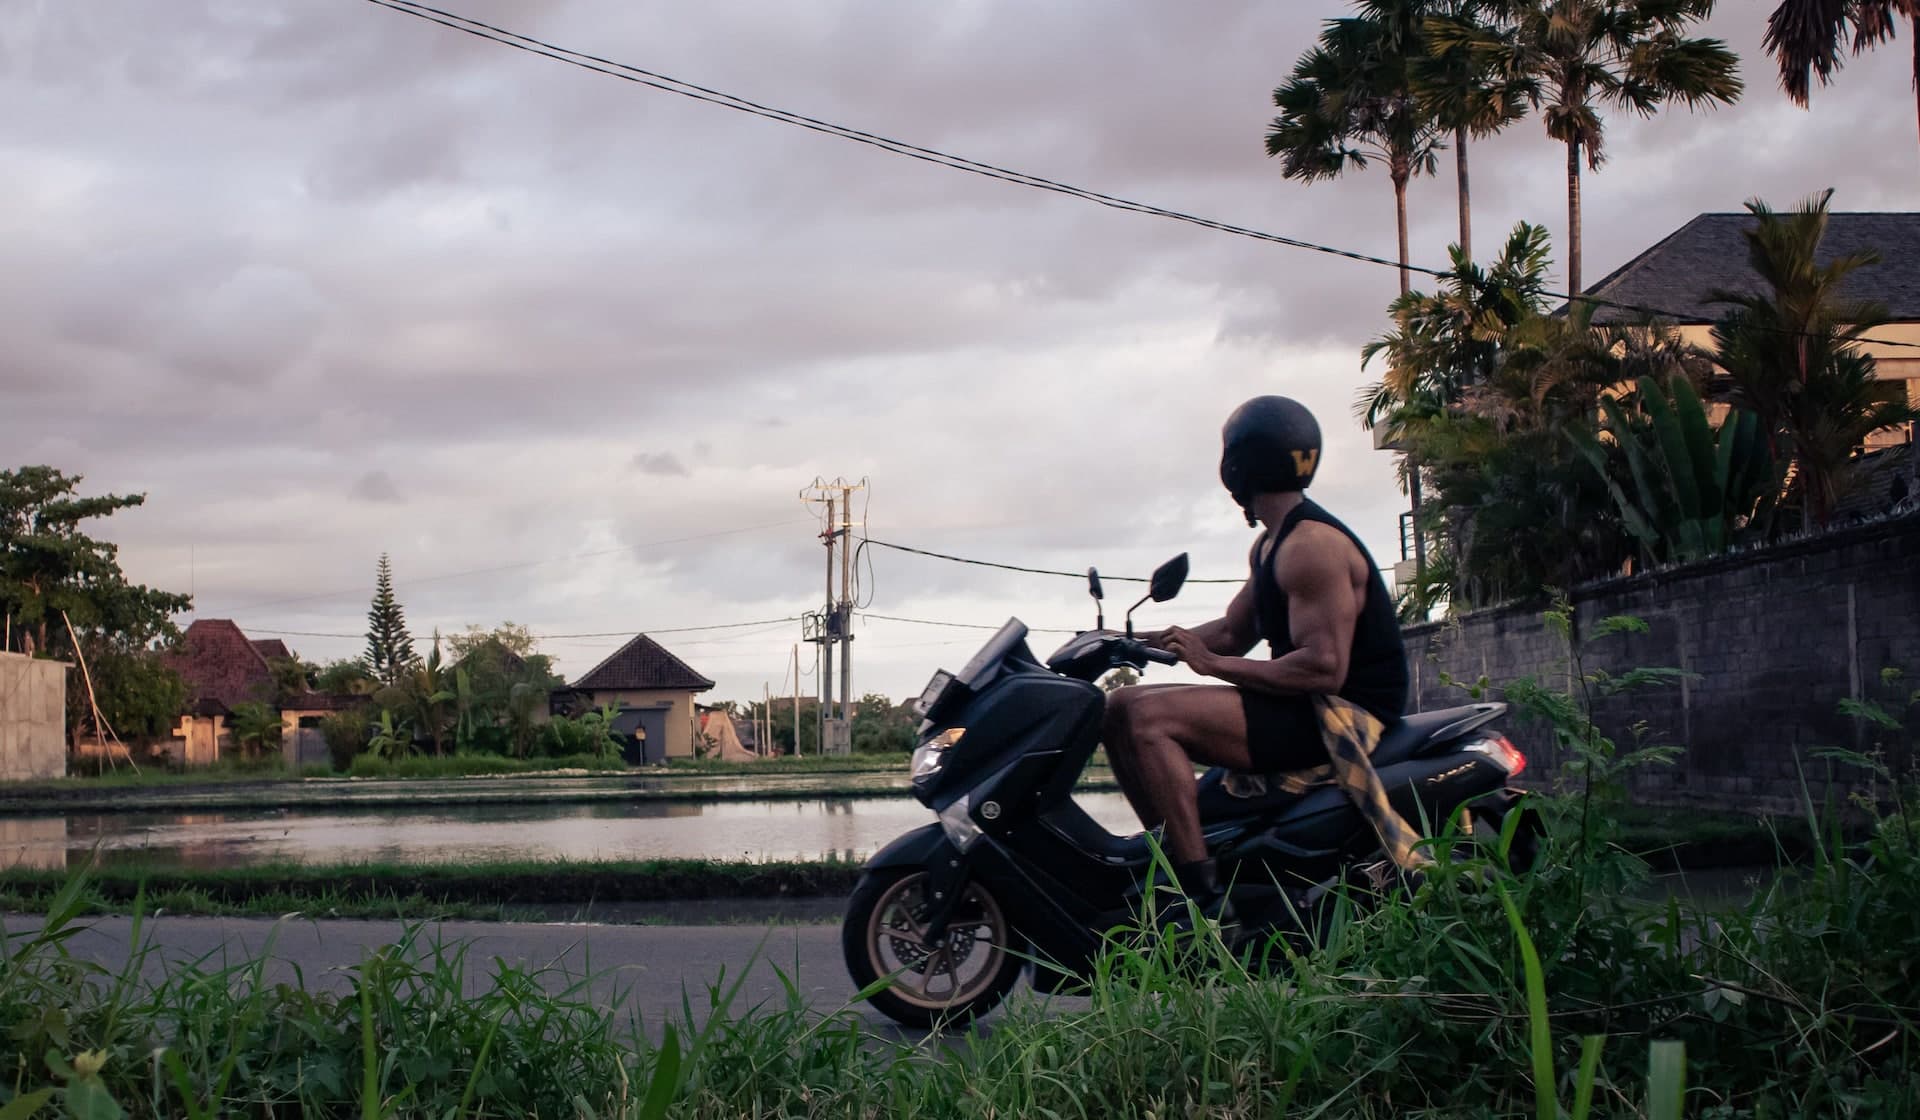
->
xmin=0 ymin=653 xmax=68 ymax=782
xmin=1403 ymin=513 xmax=1920 ymax=812
xmin=573 ymin=689 xmax=699 ymax=758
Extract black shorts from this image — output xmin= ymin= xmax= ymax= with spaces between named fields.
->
xmin=1240 ymin=691 xmax=1333 ymax=774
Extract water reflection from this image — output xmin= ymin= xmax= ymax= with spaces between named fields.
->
xmin=0 ymin=818 xmax=66 ymax=871
xmin=3 ymin=795 xmax=1145 ymax=869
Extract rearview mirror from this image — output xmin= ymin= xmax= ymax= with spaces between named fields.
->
xmin=1149 ymin=554 xmax=1189 ymax=603
xmin=1087 ymin=568 xmax=1104 ymax=601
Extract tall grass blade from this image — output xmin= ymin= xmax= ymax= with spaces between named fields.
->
xmin=0 ymin=1089 xmax=54 ymax=1120
xmin=1571 ymin=1035 xmax=1605 ymax=1120
xmin=159 ymin=1050 xmax=209 ymax=1120
xmin=1498 ymin=884 xmax=1558 ymax=1120
xmin=1648 ymin=1041 xmax=1686 ymax=1120
xmin=454 ymin=1011 xmax=502 ymax=1119
xmin=359 ymin=959 xmax=380 ymax=1120
xmin=637 ymin=1023 xmax=682 ymax=1120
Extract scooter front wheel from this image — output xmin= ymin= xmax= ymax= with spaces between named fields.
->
xmin=842 ymin=867 xmax=1026 ymax=1029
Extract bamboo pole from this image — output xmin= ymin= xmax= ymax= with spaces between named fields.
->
xmin=62 ymin=610 xmax=138 ymax=774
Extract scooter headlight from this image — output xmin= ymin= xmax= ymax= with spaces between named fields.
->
xmin=937 ymin=793 xmax=983 ymax=852
xmin=911 ymin=727 xmax=965 ymax=781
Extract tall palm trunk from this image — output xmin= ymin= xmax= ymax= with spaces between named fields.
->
xmin=1392 ymin=169 xmax=1413 ymax=297
xmin=1390 ymin=161 xmax=1426 ymax=572
xmin=1912 ymin=13 xmax=1920 ymax=156
xmin=1566 ymin=138 xmax=1584 ymax=298
xmin=1454 ymin=124 xmax=1472 ymax=262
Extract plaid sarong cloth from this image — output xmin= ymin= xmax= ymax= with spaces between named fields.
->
xmin=1221 ymin=695 xmax=1430 ymax=870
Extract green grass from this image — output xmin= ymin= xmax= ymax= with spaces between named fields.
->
xmin=20 ymin=756 xmax=300 ymax=791
xmin=663 ymin=752 xmax=912 ymax=774
xmin=342 ymin=752 xmax=625 ymax=779
xmin=0 ymin=857 xmax=863 ymax=916
xmin=4 ymin=790 xmax=1919 ymax=1118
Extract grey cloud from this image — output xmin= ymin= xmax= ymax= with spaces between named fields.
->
xmin=350 ymin=471 xmax=403 ymax=504
xmin=5 ymin=0 xmax=1910 ymax=701
xmin=631 ymin=452 xmax=690 ymax=477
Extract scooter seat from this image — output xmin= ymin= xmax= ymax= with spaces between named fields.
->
xmin=1196 ymin=703 xmax=1504 ymax=818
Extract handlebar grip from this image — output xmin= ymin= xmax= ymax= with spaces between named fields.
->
xmin=1142 ymin=645 xmax=1179 ymax=666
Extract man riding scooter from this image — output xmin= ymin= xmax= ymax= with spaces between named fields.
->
xmin=1104 ymin=395 xmax=1421 ymax=919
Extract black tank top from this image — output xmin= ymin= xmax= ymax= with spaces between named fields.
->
xmin=1250 ymin=498 xmax=1409 ymax=723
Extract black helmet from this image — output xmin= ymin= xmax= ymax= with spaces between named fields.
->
xmin=1220 ymin=396 xmax=1321 ymax=523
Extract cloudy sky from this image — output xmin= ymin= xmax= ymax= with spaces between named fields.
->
xmin=5 ymin=0 xmax=1914 ymax=704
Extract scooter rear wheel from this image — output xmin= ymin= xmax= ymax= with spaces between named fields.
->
xmin=842 ymin=868 xmax=1026 ymax=1029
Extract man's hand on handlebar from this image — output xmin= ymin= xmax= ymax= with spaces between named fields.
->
xmin=1161 ymin=626 xmax=1221 ymax=676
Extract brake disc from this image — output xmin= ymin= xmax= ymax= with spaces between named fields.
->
xmin=884 ymin=895 xmax=980 ymax=974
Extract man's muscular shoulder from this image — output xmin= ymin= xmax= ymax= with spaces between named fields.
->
xmin=1272 ymin=520 xmax=1364 ymax=593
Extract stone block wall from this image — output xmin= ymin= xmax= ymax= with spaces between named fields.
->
xmin=0 ymin=652 xmax=69 ymax=782
xmin=1402 ymin=513 xmax=1920 ymax=812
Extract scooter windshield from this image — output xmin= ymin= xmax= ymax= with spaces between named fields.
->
xmin=953 ymin=619 xmax=1030 ymax=689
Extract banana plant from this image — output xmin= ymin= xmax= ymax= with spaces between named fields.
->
xmin=367 ymin=709 xmax=410 ymax=760
xmin=506 ymin=681 xmax=541 ymax=760
xmin=451 ymin=666 xmax=479 ymax=754
xmin=400 ymin=636 xmax=458 ymax=757
xmin=1577 ymin=374 xmax=1781 ymax=566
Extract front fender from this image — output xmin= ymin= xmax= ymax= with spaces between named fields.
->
xmin=863 ymin=823 xmax=974 ymax=940
xmin=864 ymin=822 xmax=955 ymax=871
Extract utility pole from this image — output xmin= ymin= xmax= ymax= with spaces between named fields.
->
xmin=820 ymin=493 xmax=835 ymax=752
xmin=791 ymin=644 xmax=801 ymax=759
xmin=800 ymin=476 xmax=866 ymax=755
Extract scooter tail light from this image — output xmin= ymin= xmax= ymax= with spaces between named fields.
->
xmin=1492 ymin=735 xmax=1526 ymax=777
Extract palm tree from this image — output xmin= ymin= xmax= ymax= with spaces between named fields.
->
xmin=400 ymin=632 xmax=457 ymax=757
xmin=1360 ymin=221 xmax=1554 ymax=429
xmin=1495 ymin=0 xmax=1740 ymax=296
xmin=1268 ymin=12 xmax=1445 ymax=296
xmin=1412 ymin=1 xmax=1533 ymax=261
xmin=1765 ymin=0 xmax=1920 ymax=155
xmin=1709 ymin=190 xmax=1920 ymax=529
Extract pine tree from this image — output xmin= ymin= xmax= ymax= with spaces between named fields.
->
xmin=362 ymin=553 xmax=417 ymax=685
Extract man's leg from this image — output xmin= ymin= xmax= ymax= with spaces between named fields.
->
xmin=1101 ymin=684 xmax=1192 ymax=829
xmin=1106 ymin=685 xmax=1261 ymax=868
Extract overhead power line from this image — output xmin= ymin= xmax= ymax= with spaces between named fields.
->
xmin=361 ymin=0 xmax=1434 ymax=280
xmin=246 ymin=616 xmax=804 ymax=641
xmin=860 ymin=538 xmax=1242 ymax=584
xmin=365 ymin=0 xmax=1920 ymax=354
xmin=860 ymin=612 xmax=1079 ymax=636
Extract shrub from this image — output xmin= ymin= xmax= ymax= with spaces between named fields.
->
xmin=319 ymin=710 xmax=370 ymax=773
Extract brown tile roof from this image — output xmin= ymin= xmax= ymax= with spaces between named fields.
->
xmin=1580 ymin=212 xmax=1920 ymax=325
xmin=569 ymin=634 xmax=715 ymax=692
xmin=250 ymin=638 xmax=294 ymax=662
xmin=163 ymin=619 xmax=276 ymax=714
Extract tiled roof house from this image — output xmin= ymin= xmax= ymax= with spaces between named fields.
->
xmin=163 ymin=619 xmax=276 ymax=716
xmin=557 ymin=635 xmax=714 ymax=764
xmin=1578 ymin=211 xmax=1920 ymax=451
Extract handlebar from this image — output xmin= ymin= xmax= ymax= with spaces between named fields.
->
xmin=1140 ymin=644 xmax=1178 ymax=666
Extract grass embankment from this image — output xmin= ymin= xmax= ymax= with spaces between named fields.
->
xmin=663 ymin=753 xmax=913 ymax=775
xmin=0 ymin=808 xmax=1805 ymax=923
xmin=36 ymin=751 xmax=902 ymax=795
xmin=0 ymin=858 xmax=863 ymax=922
xmin=5 ymin=792 xmax=1917 ymax=1117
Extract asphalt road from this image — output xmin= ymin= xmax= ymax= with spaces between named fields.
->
xmin=3 ymin=913 xmax=1072 ymax=1038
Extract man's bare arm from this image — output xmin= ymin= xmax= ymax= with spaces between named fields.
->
xmin=1140 ymin=580 xmax=1259 ymax=657
xmin=1162 ymin=525 xmax=1358 ymax=695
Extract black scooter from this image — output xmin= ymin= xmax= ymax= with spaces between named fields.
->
xmin=842 ymin=554 xmax=1537 ymax=1028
